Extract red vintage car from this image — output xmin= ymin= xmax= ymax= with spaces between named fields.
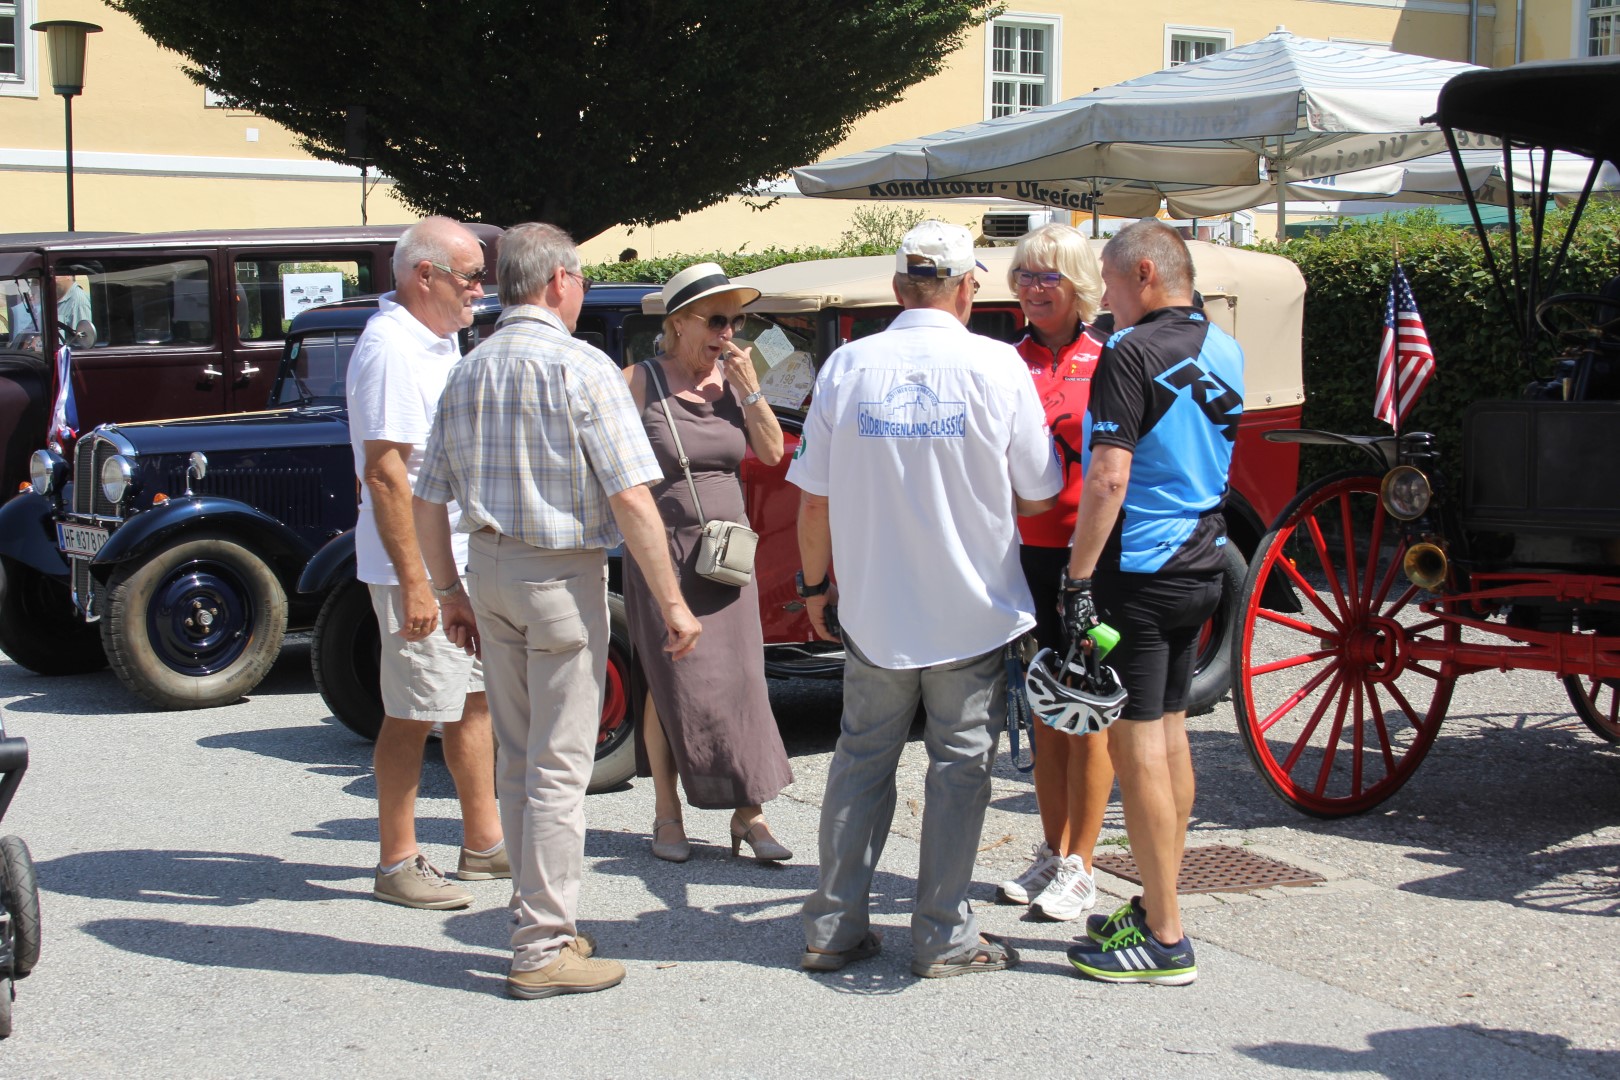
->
xmin=629 ymin=241 xmax=1306 ymax=722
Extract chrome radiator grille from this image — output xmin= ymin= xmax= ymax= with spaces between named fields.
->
xmin=71 ymin=435 xmax=121 ymax=518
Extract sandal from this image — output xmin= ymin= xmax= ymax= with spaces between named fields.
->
xmin=650 ymin=818 xmax=690 ymax=863
xmin=911 ymin=934 xmax=1019 ymax=979
xmin=800 ymin=930 xmax=882 ymax=972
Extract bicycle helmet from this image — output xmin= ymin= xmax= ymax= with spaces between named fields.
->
xmin=1024 ymin=645 xmax=1128 ymax=735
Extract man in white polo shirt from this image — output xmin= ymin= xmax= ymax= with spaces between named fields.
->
xmin=347 ymin=216 xmax=505 ymax=910
xmin=789 ymin=221 xmax=1061 ymax=978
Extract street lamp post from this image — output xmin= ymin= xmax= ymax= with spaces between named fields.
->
xmin=29 ymin=20 xmax=102 ymax=233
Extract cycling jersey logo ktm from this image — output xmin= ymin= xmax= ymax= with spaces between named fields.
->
xmin=1155 ymin=359 xmax=1242 ymax=441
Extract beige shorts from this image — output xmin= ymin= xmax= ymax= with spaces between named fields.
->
xmin=368 ymin=583 xmax=485 ymax=723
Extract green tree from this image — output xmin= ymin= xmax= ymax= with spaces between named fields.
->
xmin=110 ymin=0 xmax=996 ymax=241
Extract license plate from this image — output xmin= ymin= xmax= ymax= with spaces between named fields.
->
xmin=57 ymin=523 xmax=110 ymax=558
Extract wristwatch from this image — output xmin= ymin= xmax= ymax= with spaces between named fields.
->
xmin=740 ymin=389 xmax=766 ymax=407
xmin=431 ymin=578 xmax=465 ymax=599
xmin=794 ymin=570 xmax=830 ymax=598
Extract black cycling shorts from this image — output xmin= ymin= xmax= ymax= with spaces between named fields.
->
xmin=1093 ymin=570 xmax=1223 ymax=721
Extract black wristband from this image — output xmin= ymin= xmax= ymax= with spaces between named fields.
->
xmin=795 ymin=570 xmax=830 ymax=597
xmin=1060 ymin=569 xmax=1092 ymax=592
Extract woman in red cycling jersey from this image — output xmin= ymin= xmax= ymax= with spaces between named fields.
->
xmin=997 ymin=223 xmax=1115 ymax=922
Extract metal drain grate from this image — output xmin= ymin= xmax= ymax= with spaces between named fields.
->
xmin=1092 ymin=844 xmax=1324 ymax=894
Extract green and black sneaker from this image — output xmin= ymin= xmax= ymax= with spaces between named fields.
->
xmin=1082 ymin=895 xmax=1147 ymax=945
xmin=1067 ymin=924 xmax=1197 ymax=986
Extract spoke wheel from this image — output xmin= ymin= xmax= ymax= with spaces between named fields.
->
xmin=1233 ymin=471 xmax=1457 ymax=817
xmin=1563 ymin=676 xmax=1620 ymax=743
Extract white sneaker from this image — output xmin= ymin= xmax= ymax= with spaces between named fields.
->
xmin=997 ymin=842 xmax=1059 ymax=904
xmin=1032 ymin=854 xmax=1097 ymax=921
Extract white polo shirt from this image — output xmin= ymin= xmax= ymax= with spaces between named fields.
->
xmin=346 ymin=293 xmax=468 ymax=585
xmin=786 ymin=307 xmax=1061 ymax=668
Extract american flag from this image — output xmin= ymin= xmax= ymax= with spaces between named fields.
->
xmin=1373 ymin=263 xmax=1434 ymax=430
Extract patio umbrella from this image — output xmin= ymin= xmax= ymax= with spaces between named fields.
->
xmin=796 ymin=29 xmax=1484 ymax=239
xmin=1157 ymin=146 xmax=1619 ymax=218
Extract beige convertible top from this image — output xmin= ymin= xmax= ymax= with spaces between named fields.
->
xmin=642 ymin=241 xmax=1305 ymax=412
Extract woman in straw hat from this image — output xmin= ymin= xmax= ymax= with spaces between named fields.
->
xmin=621 ymin=262 xmax=794 ymax=864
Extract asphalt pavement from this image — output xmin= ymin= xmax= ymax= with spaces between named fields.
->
xmin=0 ymin=635 xmax=1615 ymax=1079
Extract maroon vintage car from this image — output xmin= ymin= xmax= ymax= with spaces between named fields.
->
xmin=0 ymin=225 xmax=502 ymax=499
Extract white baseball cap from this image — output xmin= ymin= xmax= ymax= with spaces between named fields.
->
xmin=895 ymin=220 xmax=986 ymax=278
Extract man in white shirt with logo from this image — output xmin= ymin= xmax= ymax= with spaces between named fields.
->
xmin=788 ymin=221 xmax=1061 ymax=978
xmin=346 ymin=216 xmax=504 ymax=910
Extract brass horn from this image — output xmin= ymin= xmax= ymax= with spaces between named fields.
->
xmin=1403 ymin=542 xmax=1448 ymax=589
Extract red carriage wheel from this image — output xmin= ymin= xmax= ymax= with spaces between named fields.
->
xmin=1562 ymin=676 xmax=1620 ymax=744
xmin=1233 ymin=471 xmax=1459 ymax=817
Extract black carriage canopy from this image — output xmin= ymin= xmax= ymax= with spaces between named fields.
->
xmin=1432 ymin=57 xmax=1620 ymax=167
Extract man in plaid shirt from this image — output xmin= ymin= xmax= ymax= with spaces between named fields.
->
xmin=414 ymin=222 xmax=700 ymax=1000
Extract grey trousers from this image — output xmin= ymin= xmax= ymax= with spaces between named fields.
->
xmin=801 ymin=635 xmax=1005 ymax=964
xmin=466 ymin=533 xmax=607 ymax=972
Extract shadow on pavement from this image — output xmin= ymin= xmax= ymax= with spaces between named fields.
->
xmin=1240 ymin=1024 xmax=1620 ymax=1079
xmin=197 ymin=725 xmax=461 ymax=801
xmin=81 ymin=918 xmax=503 ymax=994
xmin=1185 ymin=709 xmax=1620 ymax=917
xmin=36 ymin=849 xmax=364 ymax=905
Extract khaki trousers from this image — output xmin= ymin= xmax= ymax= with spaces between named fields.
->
xmin=466 ymin=532 xmax=608 ymax=971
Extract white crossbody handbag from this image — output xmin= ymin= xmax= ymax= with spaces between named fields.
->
xmin=644 ymin=361 xmax=759 ymax=587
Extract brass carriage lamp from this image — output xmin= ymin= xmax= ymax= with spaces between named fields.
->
xmin=29 ymin=19 xmax=103 ymax=232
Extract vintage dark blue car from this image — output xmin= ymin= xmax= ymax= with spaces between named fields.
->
xmin=0 ymin=287 xmax=656 ymax=752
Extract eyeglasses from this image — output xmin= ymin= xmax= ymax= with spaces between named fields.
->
xmin=971 ymin=277 xmax=982 ymax=294
xmin=1013 ymin=269 xmax=1065 ymax=289
xmin=693 ymin=312 xmax=747 ymax=334
xmin=566 ymin=269 xmax=594 ymax=294
xmin=429 ymin=261 xmax=488 ymax=287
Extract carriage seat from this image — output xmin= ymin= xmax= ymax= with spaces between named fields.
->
xmin=1464 ymin=400 xmax=1620 ymax=540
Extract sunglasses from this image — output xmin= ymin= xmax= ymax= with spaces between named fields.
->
xmin=566 ymin=269 xmax=594 ymax=294
xmin=429 ymin=261 xmax=488 ymax=286
xmin=693 ymin=312 xmax=747 ymax=334
xmin=1013 ymin=269 xmax=1065 ymax=289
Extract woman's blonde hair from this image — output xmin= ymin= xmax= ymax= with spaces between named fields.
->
xmin=1008 ymin=224 xmax=1103 ymax=325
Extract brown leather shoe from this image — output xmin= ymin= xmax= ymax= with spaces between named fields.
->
xmin=506 ymin=950 xmax=625 ymax=999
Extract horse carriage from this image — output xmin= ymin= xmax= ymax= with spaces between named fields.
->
xmin=1234 ymin=57 xmax=1620 ymax=816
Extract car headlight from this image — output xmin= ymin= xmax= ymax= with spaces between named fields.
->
xmin=29 ymin=448 xmax=66 ymax=495
xmin=1381 ymin=465 xmax=1432 ymax=521
xmin=101 ymin=454 xmax=134 ymax=504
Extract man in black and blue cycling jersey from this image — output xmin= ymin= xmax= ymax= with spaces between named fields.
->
xmin=1059 ymin=220 xmax=1243 ymax=986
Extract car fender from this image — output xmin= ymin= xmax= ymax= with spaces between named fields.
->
xmin=298 ymin=529 xmax=356 ymax=595
xmin=0 ymin=492 xmax=69 ymax=579
xmin=90 ymin=497 xmax=314 ymax=584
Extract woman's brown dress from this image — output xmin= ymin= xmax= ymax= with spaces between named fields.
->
xmin=624 ymin=359 xmax=793 ymax=809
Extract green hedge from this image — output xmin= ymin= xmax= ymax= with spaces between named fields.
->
xmin=583 ymin=242 xmax=893 ymax=284
xmin=1261 ymin=202 xmax=1620 ymax=486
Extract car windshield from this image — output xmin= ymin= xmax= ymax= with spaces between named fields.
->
xmin=2 ymin=274 xmax=46 ymax=355
xmin=275 ymin=328 xmax=362 ymax=405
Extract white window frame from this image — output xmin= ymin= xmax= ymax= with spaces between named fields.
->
xmin=1164 ymin=24 xmax=1233 ymax=68
xmin=1583 ymin=0 xmax=1618 ymax=56
xmin=984 ymin=12 xmax=1061 ymax=121
xmin=0 ymin=0 xmax=39 ymax=99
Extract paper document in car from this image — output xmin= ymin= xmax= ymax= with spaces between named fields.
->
xmin=753 ymin=325 xmax=797 ymax=368
xmin=761 ymin=351 xmax=815 ymax=410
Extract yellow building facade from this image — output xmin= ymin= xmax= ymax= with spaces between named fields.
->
xmin=1 ymin=1 xmax=1609 ymax=258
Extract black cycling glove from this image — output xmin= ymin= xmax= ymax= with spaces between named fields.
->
xmin=1059 ymin=570 xmax=1099 ymax=653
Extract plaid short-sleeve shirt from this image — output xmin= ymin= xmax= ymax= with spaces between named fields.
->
xmin=416 ymin=305 xmax=661 ymax=550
